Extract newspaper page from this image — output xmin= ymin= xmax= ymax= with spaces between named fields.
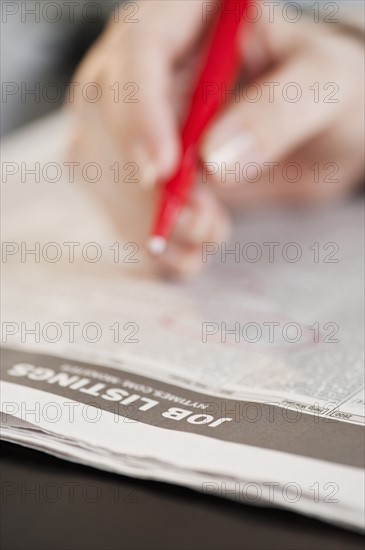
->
xmin=1 ymin=112 xmax=364 ymax=531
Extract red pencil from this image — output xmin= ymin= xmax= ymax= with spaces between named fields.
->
xmin=148 ymin=0 xmax=249 ymax=255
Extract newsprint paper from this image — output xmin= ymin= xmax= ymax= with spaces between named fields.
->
xmin=1 ymin=112 xmax=364 ymax=531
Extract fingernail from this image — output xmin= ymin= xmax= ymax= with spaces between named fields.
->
xmin=132 ymin=142 xmax=158 ymax=189
xmin=204 ymin=131 xmax=256 ymax=166
xmin=140 ymin=159 xmax=158 ymax=189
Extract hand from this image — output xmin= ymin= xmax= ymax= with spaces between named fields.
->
xmin=69 ymin=1 xmax=364 ymax=278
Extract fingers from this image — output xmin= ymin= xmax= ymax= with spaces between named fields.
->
xmin=213 ymin=121 xmax=364 ymax=210
xmin=153 ymin=186 xmax=231 ymax=278
xmin=200 ymin=19 xmax=364 ymax=209
xmin=201 ymin=15 xmax=365 ymax=189
xmin=112 ymin=49 xmax=180 ymax=185
xmin=202 ymin=57 xmax=341 ymax=185
xmin=70 ymin=1 xmax=230 ymax=280
xmin=110 ymin=0 xmax=211 ymax=185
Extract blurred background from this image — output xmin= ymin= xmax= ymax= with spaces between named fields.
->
xmin=1 ymin=0 xmax=120 ymax=135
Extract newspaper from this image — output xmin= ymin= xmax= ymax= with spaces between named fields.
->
xmin=1 ymin=111 xmax=364 ymax=531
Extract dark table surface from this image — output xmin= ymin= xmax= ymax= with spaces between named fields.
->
xmin=1 ymin=441 xmax=364 ymax=550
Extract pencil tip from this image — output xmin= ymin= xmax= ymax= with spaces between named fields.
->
xmin=148 ymin=236 xmax=167 ymax=256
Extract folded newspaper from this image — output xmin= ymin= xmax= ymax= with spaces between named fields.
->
xmin=1 ymin=112 xmax=364 ymax=531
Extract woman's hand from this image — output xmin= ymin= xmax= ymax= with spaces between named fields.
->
xmin=69 ymin=1 xmax=364 ymax=277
